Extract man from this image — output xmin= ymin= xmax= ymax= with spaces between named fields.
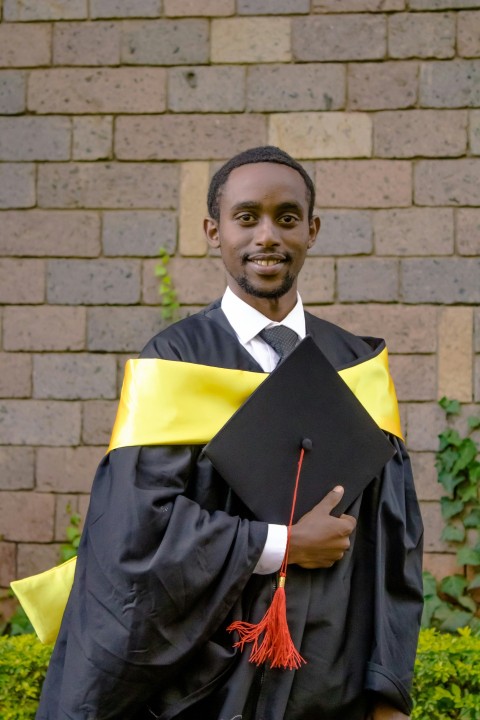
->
xmin=37 ymin=146 xmax=423 ymax=719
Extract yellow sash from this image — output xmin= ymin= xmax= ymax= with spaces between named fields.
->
xmin=11 ymin=348 xmax=401 ymax=645
xmin=109 ymin=347 xmax=402 ymax=453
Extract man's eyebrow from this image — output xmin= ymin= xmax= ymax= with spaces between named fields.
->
xmin=230 ymin=201 xmax=304 ymax=215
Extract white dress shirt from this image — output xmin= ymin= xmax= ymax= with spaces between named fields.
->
xmin=221 ymin=287 xmax=307 ymax=574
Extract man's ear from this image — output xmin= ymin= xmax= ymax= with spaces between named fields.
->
xmin=308 ymin=214 xmax=321 ymax=249
xmin=204 ymin=217 xmax=220 ymax=249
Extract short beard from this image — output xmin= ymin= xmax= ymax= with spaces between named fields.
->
xmin=235 ymin=272 xmax=296 ymax=300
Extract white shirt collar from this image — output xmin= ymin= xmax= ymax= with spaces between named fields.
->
xmin=221 ymin=286 xmax=306 ymax=344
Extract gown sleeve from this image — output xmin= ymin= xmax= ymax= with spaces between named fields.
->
xmin=365 ymin=436 xmax=424 ymax=715
xmin=36 ymin=443 xmax=268 ymax=719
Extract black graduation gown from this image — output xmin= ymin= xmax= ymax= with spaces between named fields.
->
xmin=36 ymin=301 xmax=424 ymax=720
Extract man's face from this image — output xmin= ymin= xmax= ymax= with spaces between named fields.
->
xmin=204 ymin=162 xmax=320 ymax=317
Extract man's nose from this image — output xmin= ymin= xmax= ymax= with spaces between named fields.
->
xmin=254 ymin=217 xmax=279 ymax=245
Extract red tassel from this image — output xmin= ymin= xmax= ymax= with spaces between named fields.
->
xmin=227 ymin=446 xmax=308 ymax=671
xmin=228 ymin=573 xmax=305 ymax=670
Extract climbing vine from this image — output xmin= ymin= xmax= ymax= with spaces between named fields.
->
xmin=155 ymin=247 xmax=179 ymax=321
xmin=422 ymin=397 xmax=480 ymax=633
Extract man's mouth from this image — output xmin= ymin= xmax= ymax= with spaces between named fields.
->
xmin=246 ymin=254 xmax=287 ymax=267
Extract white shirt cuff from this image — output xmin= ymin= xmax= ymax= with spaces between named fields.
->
xmin=253 ymin=524 xmax=288 ymax=575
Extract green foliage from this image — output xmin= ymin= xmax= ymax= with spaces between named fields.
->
xmin=59 ymin=503 xmax=82 ymax=563
xmin=0 ymin=634 xmax=52 ymax=719
xmin=422 ymin=398 xmax=480 ymax=632
xmin=3 ymin=604 xmax=34 ymax=637
xmin=155 ymin=247 xmax=179 ymax=321
xmin=412 ymin=627 xmax=480 ymax=719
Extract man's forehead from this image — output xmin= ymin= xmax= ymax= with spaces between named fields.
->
xmin=221 ymin=162 xmax=308 ymax=202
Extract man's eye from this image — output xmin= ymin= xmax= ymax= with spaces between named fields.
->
xmin=238 ymin=213 xmax=255 ymax=222
xmin=280 ymin=215 xmax=297 ymax=224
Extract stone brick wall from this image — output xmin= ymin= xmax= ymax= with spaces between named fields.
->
xmin=1 ymin=0 xmax=479 ymax=614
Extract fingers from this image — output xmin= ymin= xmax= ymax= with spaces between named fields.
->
xmin=321 ymin=485 xmax=344 ymax=512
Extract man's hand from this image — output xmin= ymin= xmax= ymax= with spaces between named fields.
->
xmin=368 ymin=702 xmax=410 ymax=720
xmin=287 ymin=486 xmax=357 ymax=569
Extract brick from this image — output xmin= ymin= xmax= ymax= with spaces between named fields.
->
xmin=29 ymin=68 xmax=166 ymax=114
xmin=309 ymin=304 xmax=438 ymax=353
xmin=0 ymin=71 xmax=26 ymax=114
xmin=238 ymin=0 xmax=309 ymax=12
xmin=410 ymin=452 xmax=442 ymax=502
xmin=315 ymin=161 xmax=412 ymax=208
xmin=475 ymin=355 xmax=480 ymax=401
xmin=82 ymin=400 xmax=118 ymax=445
xmin=458 ymin=11 xmax=480 ymax=56
xmin=0 ymin=210 xmax=100 ymax=257
xmin=38 ymin=163 xmax=178 ymax=209
xmin=211 ymin=18 xmax=291 ymax=63
xmin=0 ymin=492 xmax=55 ymax=542
xmin=438 ymin=308 xmax=473 ymax=402
xmin=0 ymin=447 xmax=34 ymax=490
xmin=54 ymin=494 xmax=82 ymax=542
xmin=374 ymin=110 xmax=467 ymax=158
xmin=0 ymin=24 xmax=50 ymax=67
xmin=348 ymin=62 xmax=418 ymax=110
xmin=269 ymin=112 xmax=372 ymax=159
xmin=87 ymin=306 xmax=166 ymax=352
xmin=292 ymin=15 xmax=386 ymax=62
xmin=47 ymin=259 xmax=140 ymax=305
xmin=402 ymin=258 xmax=480 ymax=303
xmin=411 ymin=0 xmax=480 ymax=8
xmin=0 ymin=543 xmax=16 ymax=587
xmin=374 ymin=208 xmax=454 ymax=256
xmin=457 ymin=209 xmax=480 ymax=255
xmin=0 ymin=164 xmax=35 ymax=209
xmin=337 ymin=258 xmax=399 ymax=302
xmin=421 ymin=501 xmax=450 ymax=553
xmin=4 ymin=0 xmax=87 ymax=20
xmin=115 ymin=114 xmax=267 ymax=160
xmin=53 ymin=21 xmax=121 ymax=65
xmin=389 ymin=354 xmax=436 ymax=401
xmin=73 ymin=117 xmax=112 ymax=161
xmin=470 ymin=110 xmax=480 ymax=154
xmin=37 ymin=447 xmax=102 ymax=493
xmin=415 ymin=160 xmax=480 ymax=206
xmin=90 ymin=0 xmax=162 ymax=18
xmin=143 ymin=258 xmax=226 ymax=305
xmin=78 ymin=495 xmax=91 ymax=524
xmin=310 ymin=211 xmax=372 ymax=256
xmin=165 ymin=0 xmax=234 ymax=14
xmin=103 ymin=211 xmax=176 ymax=257
xmin=0 ymin=400 xmax=81 ymax=445
xmin=420 ymin=61 xmax=480 ymax=108
xmin=313 ymin=0 xmax=404 ymax=9
xmin=16 ymin=544 xmax=62 ymax=580
xmin=476 ymin=310 xmax=480 ymax=351
xmin=423 ymin=553 xmax=462 ymax=580
xmin=0 ymin=117 xmax=70 ymax=162
xmin=122 ymin=19 xmax=209 ymax=65
xmin=297 ymin=259 xmax=335 ymax=303
xmin=179 ymin=163 xmax=209 ymax=257
xmin=168 ymin=66 xmax=245 ymax=112
xmin=388 ymin=12 xmax=455 ymax=59
xmin=33 ymin=354 xmax=117 ymax=400
xmin=0 ymin=260 xmax=44 ymax=304
xmin=247 ymin=63 xmax=345 ymax=112
xmin=3 ymin=306 xmax=86 ymax=351
xmin=0 ymin=354 xmax=31 ymax=398
xmin=406 ymin=402 xmax=445 ymax=451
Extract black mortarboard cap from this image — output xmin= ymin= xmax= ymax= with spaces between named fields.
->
xmin=204 ymin=335 xmax=395 ymax=524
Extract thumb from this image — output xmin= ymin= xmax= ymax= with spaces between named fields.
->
xmin=322 ymin=485 xmax=344 ymax=511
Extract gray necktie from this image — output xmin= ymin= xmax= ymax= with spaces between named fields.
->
xmin=259 ymin=326 xmax=299 ymax=361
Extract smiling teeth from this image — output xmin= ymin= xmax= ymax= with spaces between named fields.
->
xmin=256 ymin=259 xmax=279 ymax=266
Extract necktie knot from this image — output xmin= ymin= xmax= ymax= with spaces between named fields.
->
xmin=259 ymin=326 xmax=299 ymax=361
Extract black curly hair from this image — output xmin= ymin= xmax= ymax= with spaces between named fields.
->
xmin=207 ymin=146 xmax=316 ymax=221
